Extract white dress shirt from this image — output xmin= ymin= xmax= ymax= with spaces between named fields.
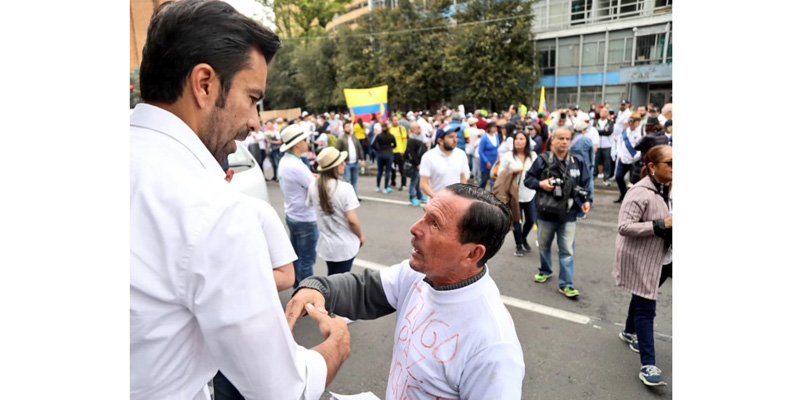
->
xmin=130 ymin=104 xmax=325 ymax=400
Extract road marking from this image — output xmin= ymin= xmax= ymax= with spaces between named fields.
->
xmin=352 ymin=258 xmax=593 ymax=325
xmin=359 ymin=196 xmax=415 ymax=207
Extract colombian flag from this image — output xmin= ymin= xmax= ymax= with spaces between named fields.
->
xmin=344 ymin=85 xmax=388 ymax=123
xmin=537 ymin=86 xmax=549 ymax=124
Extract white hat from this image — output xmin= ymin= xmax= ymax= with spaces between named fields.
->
xmin=467 ymin=117 xmax=478 ymax=125
xmin=576 ymin=111 xmax=591 ymax=122
xmin=279 ymin=124 xmax=310 ymax=152
xmin=573 ymin=119 xmax=588 ymax=132
xmin=373 ymin=123 xmax=382 ymax=134
xmin=316 ymin=147 xmax=348 ymax=172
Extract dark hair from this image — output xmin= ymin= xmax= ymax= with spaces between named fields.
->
xmin=444 ymin=183 xmax=511 ymax=267
xmin=513 ymin=132 xmax=533 ymax=163
xmin=640 ymin=145 xmax=671 ymax=179
xmin=356 ymin=117 xmax=363 ymax=128
xmin=140 ymin=0 xmax=281 ymax=106
xmin=316 ymin=167 xmax=339 ymax=215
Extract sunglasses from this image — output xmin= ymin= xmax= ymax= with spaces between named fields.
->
xmin=660 ymin=160 xmax=672 ymax=167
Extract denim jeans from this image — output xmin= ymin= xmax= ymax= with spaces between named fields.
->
xmin=269 ymin=149 xmax=282 ymax=180
xmin=285 ymin=216 xmax=318 ymax=288
xmin=376 ymin=154 xmax=393 ymax=189
xmin=615 ymin=160 xmax=633 ymax=198
xmin=513 ymin=200 xmax=537 ymax=245
xmin=624 ymin=263 xmax=672 ymax=366
xmin=407 ymin=168 xmax=424 ymax=200
xmin=326 ymin=257 xmax=355 ymax=275
xmin=536 ymin=218 xmax=577 ymax=289
xmin=343 ymin=162 xmax=360 ymax=195
xmin=478 ymin=172 xmax=494 ymax=190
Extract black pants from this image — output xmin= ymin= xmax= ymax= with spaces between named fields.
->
xmin=623 ymin=263 xmax=672 ymax=366
xmin=513 ymin=200 xmax=537 ymax=245
xmin=615 ymin=161 xmax=634 ymax=199
xmin=391 ymin=153 xmax=406 ymax=187
xmin=595 ymin=148 xmax=612 ymax=179
xmin=212 ymin=371 xmax=244 ymax=400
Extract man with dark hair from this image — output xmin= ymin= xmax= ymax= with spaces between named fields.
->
xmin=130 ymin=1 xmax=350 ymax=399
xmin=286 ymin=183 xmax=525 ymax=400
xmin=524 ymin=127 xmax=592 ymax=298
xmin=419 ymin=124 xmax=470 ymax=198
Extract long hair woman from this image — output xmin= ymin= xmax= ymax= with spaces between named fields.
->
xmin=613 ymin=144 xmax=672 ymax=387
xmin=498 ymin=131 xmax=537 ymax=257
xmin=306 ymin=147 xmax=365 ymax=275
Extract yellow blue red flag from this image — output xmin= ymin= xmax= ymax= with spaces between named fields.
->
xmin=344 ymin=85 xmax=388 ymax=123
xmin=537 ymin=86 xmax=549 ymax=124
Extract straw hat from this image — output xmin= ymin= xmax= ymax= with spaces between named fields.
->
xmin=279 ymin=124 xmax=309 ymax=153
xmin=316 ymin=147 xmax=348 ymax=172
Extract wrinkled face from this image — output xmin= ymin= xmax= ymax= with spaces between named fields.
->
xmin=649 ymin=147 xmax=672 ymax=183
xmin=440 ymin=132 xmax=457 ymax=151
xmin=409 ymin=190 xmax=472 ymax=280
xmin=552 ymin=128 xmax=571 ymax=155
xmin=200 ymin=48 xmax=266 ymax=165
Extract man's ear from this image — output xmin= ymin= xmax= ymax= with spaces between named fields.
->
xmin=464 ymin=244 xmax=486 ymax=268
xmin=188 ymin=63 xmax=218 ymax=110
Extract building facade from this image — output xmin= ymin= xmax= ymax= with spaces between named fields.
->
xmin=533 ymin=0 xmax=672 ymax=110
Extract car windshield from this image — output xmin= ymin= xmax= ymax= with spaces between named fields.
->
xmin=227 ymin=142 xmax=254 ymax=168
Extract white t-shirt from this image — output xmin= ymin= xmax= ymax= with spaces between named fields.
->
xmin=316 ymin=133 xmax=328 ymax=148
xmin=346 ymin=136 xmax=358 ymax=163
xmin=498 ymin=152 xmax=536 ymax=203
xmin=242 ymin=196 xmax=297 ymax=268
xmin=278 ymin=154 xmax=317 ymax=222
xmin=616 ymin=126 xmax=643 ymax=164
xmin=585 ymin=126 xmax=600 ymax=147
xmin=306 ymin=178 xmax=360 ymax=262
xmin=419 ymin=146 xmax=470 ymax=194
xmin=418 ymin=118 xmax=433 ymax=145
xmin=497 ymin=136 xmax=514 ymax=161
xmin=380 ymin=261 xmax=525 ymax=400
xmin=464 ymin=127 xmax=482 ymax=155
xmin=596 ymin=119 xmax=612 ymax=148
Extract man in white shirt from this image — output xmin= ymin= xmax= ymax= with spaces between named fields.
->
xmin=286 ymin=184 xmax=525 ymax=400
xmin=613 ymin=112 xmax=643 ymax=203
xmin=130 ymin=2 xmax=350 ymax=399
xmin=594 ymin=108 xmax=614 ymax=186
xmin=419 ymin=125 xmax=470 ymax=198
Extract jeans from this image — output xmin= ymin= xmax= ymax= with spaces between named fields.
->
xmin=376 ymin=154 xmax=393 ymax=189
xmin=269 ymin=149 xmax=282 ymax=180
xmin=595 ymin=147 xmax=612 ymax=180
xmin=343 ymin=162 xmax=360 ymax=195
xmin=472 ymin=157 xmax=482 ymax=183
xmin=467 ymin=154 xmax=474 ymax=176
xmin=212 ymin=372 xmax=244 ymax=400
xmin=391 ymin=153 xmax=407 ymax=187
xmin=408 ymin=168 xmax=423 ymax=201
xmin=624 ymin=263 xmax=672 ymax=366
xmin=285 ymin=216 xmax=318 ymax=288
xmin=615 ymin=160 xmax=634 ymax=199
xmin=513 ymin=200 xmax=537 ymax=245
xmin=478 ymin=171 xmax=494 ymax=190
xmin=536 ymin=218 xmax=577 ymax=289
xmin=326 ymin=257 xmax=355 ymax=275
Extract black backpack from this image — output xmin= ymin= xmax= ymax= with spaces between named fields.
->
xmin=534 ymin=152 xmax=575 ymax=219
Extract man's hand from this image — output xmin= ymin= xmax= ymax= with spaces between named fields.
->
xmin=539 ymin=179 xmax=554 ymax=192
xmin=285 ymin=288 xmax=327 ymax=332
xmin=664 ymin=215 xmax=672 ymax=228
xmin=359 ymin=234 xmax=365 ymax=248
xmin=485 ymin=162 xmax=492 ymax=170
xmin=581 ymin=202 xmax=591 ymax=214
xmin=306 ymin=303 xmax=351 ymax=387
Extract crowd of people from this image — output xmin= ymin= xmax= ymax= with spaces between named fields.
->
xmin=130 ymin=1 xmax=673 ymax=398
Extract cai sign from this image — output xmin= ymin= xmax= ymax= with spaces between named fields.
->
xmin=619 ymin=63 xmax=672 ymax=83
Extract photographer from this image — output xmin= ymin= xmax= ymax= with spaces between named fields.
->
xmin=524 ymin=127 xmax=592 ymax=298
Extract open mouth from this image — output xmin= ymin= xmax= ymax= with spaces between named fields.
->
xmin=411 ymin=239 xmax=422 ymax=256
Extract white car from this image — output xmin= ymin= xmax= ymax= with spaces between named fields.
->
xmin=228 ymin=141 xmax=270 ymax=204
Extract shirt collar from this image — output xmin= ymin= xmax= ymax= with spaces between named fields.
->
xmin=130 ymin=103 xmax=225 ymax=179
xmin=423 ymin=266 xmax=487 ymax=291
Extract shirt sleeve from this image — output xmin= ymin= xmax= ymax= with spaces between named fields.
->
xmin=185 ymin=201 xmax=326 ymax=400
xmin=460 ymin=151 xmax=470 ymax=175
xmin=341 ymin=182 xmax=360 ymax=212
xmin=419 ymin=153 xmax=432 ymax=178
xmin=379 ymin=261 xmax=420 ymax=310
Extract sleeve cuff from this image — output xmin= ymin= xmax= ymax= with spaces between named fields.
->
xmin=295 ymin=346 xmax=327 ymax=400
xmin=294 ymin=278 xmax=328 ymax=300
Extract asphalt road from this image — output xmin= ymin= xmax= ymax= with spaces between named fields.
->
xmin=265 ymin=173 xmax=672 ymax=400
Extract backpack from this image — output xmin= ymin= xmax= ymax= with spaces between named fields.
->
xmin=534 ymin=152 xmax=575 ymax=219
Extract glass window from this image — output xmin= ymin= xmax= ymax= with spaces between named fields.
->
xmin=558 ymin=44 xmax=578 ymax=68
xmin=608 ymin=39 xmax=625 ymax=64
xmin=539 ymin=48 xmax=556 ymax=75
xmin=635 ymin=33 xmax=667 ymax=65
xmin=571 ymin=0 xmax=592 ymax=25
xmin=582 ymin=41 xmax=605 ymax=67
xmin=655 ymin=0 xmax=672 ymax=8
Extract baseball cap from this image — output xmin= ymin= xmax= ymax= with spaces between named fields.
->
xmin=620 ymin=100 xmax=629 ymax=105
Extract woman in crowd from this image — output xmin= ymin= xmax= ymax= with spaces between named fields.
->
xmin=613 ymin=144 xmax=672 ymax=387
xmin=477 ymin=121 xmax=500 ymax=189
xmin=371 ymin=122 xmax=396 ymax=193
xmin=498 ymin=131 xmax=537 ymax=257
xmin=306 ymin=147 xmax=365 ymax=276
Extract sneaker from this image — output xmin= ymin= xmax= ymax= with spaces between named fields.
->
xmin=375 ymin=186 xmax=381 ymax=192
xmin=418 ymin=196 xmax=429 ymax=203
xmin=410 ymin=198 xmax=421 ymax=206
xmin=558 ymin=286 xmax=580 ymax=297
xmin=514 ymin=244 xmax=524 ymax=257
xmin=533 ymin=273 xmax=551 ymax=283
xmin=399 ymin=186 xmax=405 ymax=191
xmin=639 ymin=365 xmax=667 ymax=386
xmin=384 ymin=187 xmax=393 ymax=193
xmin=613 ymin=197 xmax=624 ymax=203
xmin=603 ymin=180 xmax=611 ymax=186
xmin=619 ymin=331 xmax=640 ymax=353
xmin=521 ymin=241 xmax=532 ymax=252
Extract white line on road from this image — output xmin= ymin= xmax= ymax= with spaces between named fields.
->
xmin=352 ymin=258 xmax=593 ymax=325
xmin=358 ymin=196 xmax=416 ymax=206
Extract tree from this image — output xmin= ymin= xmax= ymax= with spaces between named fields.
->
xmin=294 ymin=35 xmax=343 ymax=112
xmin=267 ymin=0 xmax=350 ymax=48
xmin=262 ymin=41 xmax=306 ymax=111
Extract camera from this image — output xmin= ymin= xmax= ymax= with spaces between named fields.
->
xmin=574 ymin=185 xmax=589 ymax=199
xmin=550 ymin=178 xmax=564 ymax=198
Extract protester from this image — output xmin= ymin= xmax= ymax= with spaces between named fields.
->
xmin=419 ymin=125 xmax=470 ymax=198
xmin=477 ymin=121 xmax=501 ymax=189
xmin=524 ymin=127 xmax=592 ymax=298
xmin=372 ymin=122 xmax=396 ymax=193
xmin=497 ymin=131 xmax=537 ymax=257
xmin=286 ymin=183 xmax=525 ymax=399
xmin=614 ymin=145 xmax=672 ymax=387
xmin=335 ymin=121 xmax=365 ymax=199
xmin=632 ymin=116 xmax=670 ymax=182
xmin=404 ymin=122 xmax=428 ymax=206
xmin=594 ymin=108 xmax=614 ymax=185
xmin=614 ymin=112 xmax=643 ymax=203
xmin=306 ymin=147 xmax=365 ymax=276
xmin=389 ymin=116 xmax=409 ymax=190
xmin=130 ymin=1 xmax=349 ymax=398
xmin=570 ymin=117 xmax=596 ymax=215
